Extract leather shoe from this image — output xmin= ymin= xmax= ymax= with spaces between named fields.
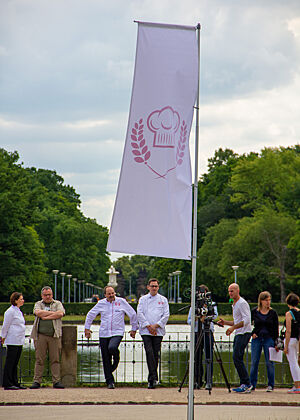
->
xmin=30 ymin=382 xmax=40 ymax=389
xmin=17 ymin=385 xmax=27 ymax=389
xmin=53 ymin=382 xmax=65 ymax=389
xmin=4 ymin=386 xmax=20 ymax=390
xmin=148 ymin=381 xmax=155 ymax=389
xmin=107 ymin=383 xmax=115 ymax=389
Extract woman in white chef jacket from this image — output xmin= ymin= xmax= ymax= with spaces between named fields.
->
xmin=1 ymin=292 xmax=26 ymax=390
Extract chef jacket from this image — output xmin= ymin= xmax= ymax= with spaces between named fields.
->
xmin=1 ymin=305 xmax=26 ymax=345
xmin=84 ymin=296 xmax=138 ymax=338
xmin=137 ymin=293 xmax=169 ymax=336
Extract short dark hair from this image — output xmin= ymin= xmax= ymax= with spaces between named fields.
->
xmin=10 ymin=292 xmax=22 ymax=306
xmin=148 ymin=278 xmax=159 ymax=286
xmin=286 ymin=292 xmax=299 ymax=307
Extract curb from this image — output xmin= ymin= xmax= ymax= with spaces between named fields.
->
xmin=1 ymin=401 xmax=300 ymax=407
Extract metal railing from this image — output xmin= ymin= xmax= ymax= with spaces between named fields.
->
xmin=5 ymin=333 xmax=294 ymax=387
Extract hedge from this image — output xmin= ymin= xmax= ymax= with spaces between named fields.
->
xmin=0 ymin=301 xmax=291 ymax=317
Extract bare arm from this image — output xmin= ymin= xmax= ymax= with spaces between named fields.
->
xmin=218 ymin=318 xmax=234 ymax=327
xmin=284 ymin=312 xmax=292 ymax=355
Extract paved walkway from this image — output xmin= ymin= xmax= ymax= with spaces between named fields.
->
xmin=1 ymin=387 xmax=300 ymax=420
xmin=1 ymin=386 xmax=299 ymax=406
xmin=1 ymin=404 xmax=300 ymax=420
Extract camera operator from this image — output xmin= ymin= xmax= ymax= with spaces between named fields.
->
xmin=187 ymin=284 xmax=218 ymax=389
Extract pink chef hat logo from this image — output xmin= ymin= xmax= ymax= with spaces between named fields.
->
xmin=147 ymin=106 xmax=180 ymax=148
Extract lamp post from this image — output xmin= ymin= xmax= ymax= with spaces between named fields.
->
xmin=67 ymin=274 xmax=72 ymax=303
xmin=168 ymin=274 xmax=172 ymax=301
xmin=85 ymin=282 xmax=90 ymax=299
xmin=174 ymin=271 xmax=182 ymax=303
xmin=60 ymin=272 xmax=66 ymax=303
xmin=78 ymin=280 xmax=82 ymax=302
xmin=168 ymin=273 xmax=174 ymax=302
xmin=173 ymin=272 xmax=177 ymax=303
xmin=232 ymin=266 xmax=239 ymax=284
xmin=73 ymin=278 xmax=77 ymax=303
xmin=52 ymin=270 xmax=59 ymax=300
xmin=82 ymin=281 xmax=85 ymax=301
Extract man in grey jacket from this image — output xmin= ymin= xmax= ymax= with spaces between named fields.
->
xmin=30 ymin=286 xmax=65 ymax=389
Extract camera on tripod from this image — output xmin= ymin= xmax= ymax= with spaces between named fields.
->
xmin=195 ymin=286 xmax=216 ymax=321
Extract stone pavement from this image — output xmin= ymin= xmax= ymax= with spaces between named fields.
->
xmin=0 ymin=386 xmax=299 ymax=406
xmin=1 ymin=387 xmax=300 ymax=420
xmin=1 ymin=404 xmax=300 ymax=420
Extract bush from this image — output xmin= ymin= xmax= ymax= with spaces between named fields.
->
xmin=0 ymin=301 xmax=289 ymax=316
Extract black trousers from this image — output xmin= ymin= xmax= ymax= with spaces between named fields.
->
xmin=99 ymin=336 xmax=123 ymax=385
xmin=3 ymin=345 xmax=23 ymax=388
xmin=141 ymin=335 xmax=163 ymax=382
xmin=195 ymin=330 xmax=214 ymax=387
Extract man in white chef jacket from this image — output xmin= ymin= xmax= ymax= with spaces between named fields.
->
xmin=137 ymin=278 xmax=170 ymax=389
xmin=84 ymin=286 xmax=138 ymax=389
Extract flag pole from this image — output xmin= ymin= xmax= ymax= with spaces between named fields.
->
xmin=187 ymin=23 xmax=201 ymax=420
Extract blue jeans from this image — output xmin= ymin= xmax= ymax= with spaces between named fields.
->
xmin=233 ymin=333 xmax=251 ymax=386
xmin=250 ymin=336 xmax=275 ymax=389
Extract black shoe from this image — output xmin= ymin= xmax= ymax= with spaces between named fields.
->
xmin=107 ymin=383 xmax=115 ymax=389
xmin=4 ymin=386 xmax=20 ymax=390
xmin=30 ymin=382 xmax=40 ymax=389
xmin=17 ymin=385 xmax=27 ymax=389
xmin=53 ymin=382 xmax=65 ymax=389
xmin=148 ymin=381 xmax=155 ymax=389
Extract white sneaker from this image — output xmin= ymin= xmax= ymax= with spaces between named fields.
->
xmin=288 ymin=387 xmax=300 ymax=394
xmin=266 ymin=386 xmax=273 ymax=392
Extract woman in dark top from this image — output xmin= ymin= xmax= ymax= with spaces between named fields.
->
xmin=249 ymin=291 xmax=278 ymax=392
xmin=284 ymin=292 xmax=300 ymax=393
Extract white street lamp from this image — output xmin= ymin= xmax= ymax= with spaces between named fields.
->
xmin=60 ymin=272 xmax=66 ymax=303
xmin=232 ymin=266 xmax=239 ymax=284
xmin=67 ymin=274 xmax=72 ymax=303
xmin=52 ymin=270 xmax=59 ymax=300
xmin=173 ymin=271 xmax=182 ymax=303
xmin=73 ymin=278 xmax=77 ymax=303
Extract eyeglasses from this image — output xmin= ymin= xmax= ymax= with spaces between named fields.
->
xmin=149 ymin=285 xmax=158 ymax=288
xmin=42 ymin=293 xmax=52 ymax=296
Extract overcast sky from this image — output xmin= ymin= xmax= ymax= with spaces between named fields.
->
xmin=1 ymin=0 xmax=300 ymax=260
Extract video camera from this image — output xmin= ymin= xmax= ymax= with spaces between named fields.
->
xmin=195 ymin=286 xmax=216 ymax=321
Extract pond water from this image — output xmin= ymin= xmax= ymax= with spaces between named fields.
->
xmin=20 ymin=324 xmax=292 ymax=387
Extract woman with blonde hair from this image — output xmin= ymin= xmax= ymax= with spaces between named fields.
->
xmin=284 ymin=292 xmax=300 ymax=393
xmin=249 ymin=291 xmax=278 ymax=392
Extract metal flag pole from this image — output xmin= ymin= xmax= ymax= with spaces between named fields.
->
xmin=187 ymin=22 xmax=201 ymax=420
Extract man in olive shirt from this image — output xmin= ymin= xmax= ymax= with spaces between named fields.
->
xmin=30 ymin=286 xmax=65 ymax=389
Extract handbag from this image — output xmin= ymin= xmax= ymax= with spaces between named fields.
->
xmin=274 ymin=325 xmax=286 ymax=350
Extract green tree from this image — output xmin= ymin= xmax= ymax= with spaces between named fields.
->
xmin=0 ymin=149 xmax=47 ymax=300
xmin=197 ymin=219 xmax=238 ymax=299
xmin=219 ymin=208 xmax=297 ymax=302
xmin=230 ymin=146 xmax=300 ymax=216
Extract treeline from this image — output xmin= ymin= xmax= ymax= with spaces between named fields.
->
xmin=115 ymin=146 xmax=300 ymax=303
xmin=1 ymin=145 xmax=299 ymax=304
xmin=0 ymin=148 xmax=110 ymax=301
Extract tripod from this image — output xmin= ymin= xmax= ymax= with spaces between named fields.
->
xmin=178 ymin=317 xmax=231 ymax=394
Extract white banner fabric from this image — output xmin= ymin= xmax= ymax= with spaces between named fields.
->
xmin=107 ymin=22 xmax=198 ymax=260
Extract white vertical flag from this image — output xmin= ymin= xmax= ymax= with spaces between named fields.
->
xmin=107 ymin=21 xmax=198 ymax=260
